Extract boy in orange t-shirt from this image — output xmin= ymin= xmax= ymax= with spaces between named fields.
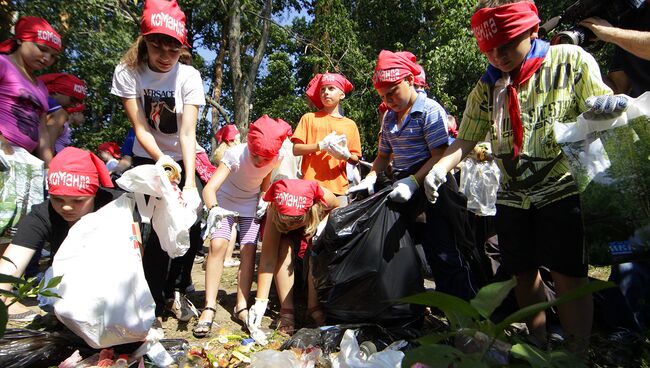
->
xmin=292 ymin=73 xmax=361 ymax=197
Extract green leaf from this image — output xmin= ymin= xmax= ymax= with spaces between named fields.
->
xmin=470 ymin=277 xmax=517 ymax=319
xmin=511 ymin=343 xmax=551 ymax=368
xmin=417 ymin=330 xmax=459 ymax=345
xmin=402 ymin=344 xmax=464 ymax=368
xmin=401 ymin=291 xmax=479 ymax=329
xmin=45 ymin=275 xmax=63 ymax=290
xmin=495 ymin=280 xmax=614 ymax=335
xmin=37 ymin=290 xmax=61 ymax=299
xmin=0 ymin=274 xmax=26 ymax=285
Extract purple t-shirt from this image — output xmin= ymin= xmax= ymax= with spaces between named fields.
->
xmin=55 ymin=122 xmax=71 ymax=153
xmin=0 ymin=55 xmax=49 ymax=152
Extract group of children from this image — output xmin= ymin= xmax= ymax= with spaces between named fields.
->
xmin=0 ymin=0 xmax=629 ymax=356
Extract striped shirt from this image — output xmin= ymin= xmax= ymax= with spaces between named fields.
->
xmin=458 ymin=44 xmax=612 ymax=209
xmin=379 ymin=92 xmax=450 ymax=175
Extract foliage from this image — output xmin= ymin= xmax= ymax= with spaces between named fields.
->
xmin=0 ymin=268 xmax=62 ymax=337
xmin=401 ymin=278 xmax=614 ymax=367
xmin=5 ymin=0 xmax=620 ymax=159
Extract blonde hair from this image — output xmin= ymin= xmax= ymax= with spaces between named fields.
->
xmin=268 ymin=202 xmax=326 ymax=237
xmin=210 ymin=139 xmax=241 ymax=165
xmin=121 ymin=34 xmax=189 ymax=69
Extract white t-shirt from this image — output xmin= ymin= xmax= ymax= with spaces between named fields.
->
xmin=216 ymin=144 xmax=282 ymax=217
xmin=111 ymin=62 xmax=206 ymax=161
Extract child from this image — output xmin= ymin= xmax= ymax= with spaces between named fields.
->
xmin=0 ymin=147 xmax=117 ymax=321
xmin=195 ymin=115 xmax=292 ymax=338
xmin=38 ymin=73 xmax=87 ymax=157
xmin=55 ymin=103 xmax=85 ymax=154
xmin=292 ymin=73 xmax=362 ymax=200
xmin=97 ymin=142 xmax=121 ymax=173
xmin=424 ymin=0 xmax=623 ymax=352
xmin=0 ymin=16 xmax=60 ymax=162
xmin=349 ymin=49 xmax=479 ymax=300
xmin=211 ymin=124 xmax=242 ymax=268
xmin=111 ymin=0 xmax=204 ymax=323
xmin=248 ymin=179 xmax=339 ymax=341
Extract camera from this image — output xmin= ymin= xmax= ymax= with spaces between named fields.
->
xmin=539 ymin=0 xmax=645 ymax=47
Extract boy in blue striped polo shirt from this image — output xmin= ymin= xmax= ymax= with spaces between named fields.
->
xmin=349 ymin=50 xmax=480 ymax=300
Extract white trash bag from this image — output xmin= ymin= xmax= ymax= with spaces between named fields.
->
xmin=332 ymin=329 xmax=405 ymax=368
xmin=554 ymin=92 xmax=650 ymax=265
xmin=49 ymin=194 xmax=155 ymax=348
xmin=117 ymin=165 xmax=197 ymax=258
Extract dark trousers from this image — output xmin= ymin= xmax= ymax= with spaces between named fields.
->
xmin=133 ymin=156 xmax=203 ymax=316
xmin=389 ymin=170 xmax=481 ymax=301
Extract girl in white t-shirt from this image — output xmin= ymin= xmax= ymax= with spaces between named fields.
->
xmin=195 ymin=115 xmax=292 ymax=338
xmin=110 ymin=0 xmax=205 ymax=322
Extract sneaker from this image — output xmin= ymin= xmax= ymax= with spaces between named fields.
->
xmin=166 ymin=291 xmax=199 ymax=322
xmin=194 ymin=254 xmax=205 ymax=264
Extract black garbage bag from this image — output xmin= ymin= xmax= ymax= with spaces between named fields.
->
xmin=0 ymin=328 xmax=95 ymax=368
xmin=281 ymin=323 xmax=420 ymax=354
xmin=310 ymin=187 xmax=425 ymax=326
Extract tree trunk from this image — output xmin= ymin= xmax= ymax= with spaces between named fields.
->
xmin=228 ymin=0 xmax=273 ymax=139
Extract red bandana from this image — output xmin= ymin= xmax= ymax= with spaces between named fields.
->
xmin=38 ymin=73 xmax=87 ymax=101
xmin=263 ymin=179 xmax=326 ymax=216
xmin=97 ymin=142 xmax=121 ymax=159
xmin=141 ymin=0 xmax=190 ymax=47
xmin=214 ymin=124 xmax=240 ymax=144
xmin=247 ymin=115 xmax=292 ymax=158
xmin=305 ymin=73 xmax=354 ymax=109
xmin=65 ymin=103 xmax=86 ymax=114
xmin=0 ymin=17 xmax=62 ymax=54
xmin=48 ymin=147 xmax=114 ymax=196
xmin=470 ymin=2 xmax=539 ymax=53
xmin=373 ymin=50 xmax=421 ymax=89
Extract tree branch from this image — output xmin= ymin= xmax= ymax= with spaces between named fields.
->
xmin=206 ymin=96 xmax=231 ymax=124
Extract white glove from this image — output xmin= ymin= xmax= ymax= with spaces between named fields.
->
xmin=388 ymin=175 xmax=419 ymax=203
xmin=424 ymin=166 xmax=448 ymax=204
xmin=256 ymin=197 xmax=269 ymax=219
xmin=182 ymin=187 xmax=202 ymax=213
xmin=318 ymin=131 xmax=346 ymax=151
xmin=156 ymin=155 xmax=182 ymax=183
xmin=206 ymin=205 xmax=239 ymax=236
xmin=250 ymin=327 xmax=268 ymax=346
xmin=247 ymin=298 xmax=268 ymax=330
xmin=326 ymin=142 xmax=352 ymax=161
xmin=347 ymin=173 xmax=377 ymax=195
xmin=585 ymin=94 xmax=629 ymax=114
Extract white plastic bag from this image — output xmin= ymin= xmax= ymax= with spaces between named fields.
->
xmin=116 ymin=165 xmax=196 ymax=258
xmin=49 ymin=194 xmax=155 ymax=348
xmin=459 ymin=157 xmax=500 ymax=216
xmin=0 ymin=146 xmax=44 ymax=242
xmin=250 ymin=350 xmax=301 ymax=368
xmin=554 ymin=92 xmax=650 ymax=265
xmin=332 ymin=329 xmax=404 ymax=368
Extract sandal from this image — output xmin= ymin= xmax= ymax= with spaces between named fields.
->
xmin=233 ymin=306 xmax=249 ymax=328
xmin=307 ymin=306 xmax=326 ymax=326
xmin=193 ymin=307 xmax=216 ymax=338
xmin=277 ymin=308 xmax=295 ymax=336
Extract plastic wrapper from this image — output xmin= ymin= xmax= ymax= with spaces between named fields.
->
xmin=0 ymin=146 xmax=44 ymax=243
xmin=459 ymin=155 xmax=500 ymax=216
xmin=310 ymin=187 xmax=425 ymax=325
xmin=554 ymin=92 xmax=650 ymax=265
